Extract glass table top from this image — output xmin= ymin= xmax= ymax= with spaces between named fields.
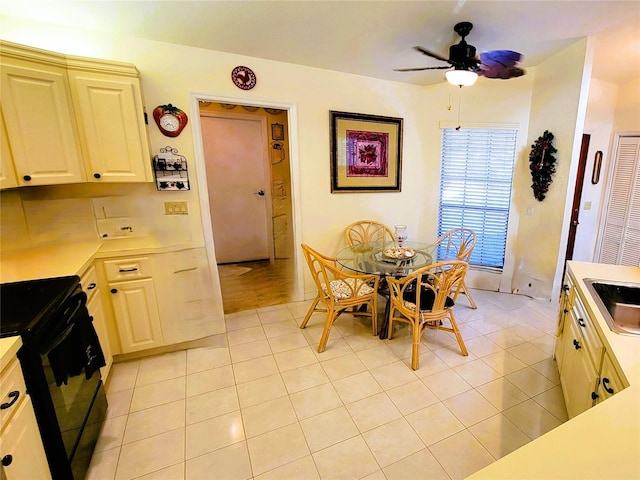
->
xmin=336 ymin=241 xmax=438 ymax=277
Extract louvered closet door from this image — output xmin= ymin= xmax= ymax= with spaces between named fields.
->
xmin=599 ymin=136 xmax=640 ymax=266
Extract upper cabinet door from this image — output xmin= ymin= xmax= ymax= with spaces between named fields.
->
xmin=0 ymin=110 xmax=18 ymax=189
xmin=68 ymin=71 xmax=152 ymax=183
xmin=0 ymin=59 xmax=85 ymax=186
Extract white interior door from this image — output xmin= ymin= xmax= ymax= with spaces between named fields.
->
xmin=201 ymin=112 xmax=271 ymax=264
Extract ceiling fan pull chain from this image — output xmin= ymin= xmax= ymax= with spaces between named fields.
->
xmin=456 ymin=95 xmax=462 ymax=130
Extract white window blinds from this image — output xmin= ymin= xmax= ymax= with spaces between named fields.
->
xmin=599 ymin=136 xmax=640 ymax=266
xmin=438 ymin=128 xmax=517 ymax=269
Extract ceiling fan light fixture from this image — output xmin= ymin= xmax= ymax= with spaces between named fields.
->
xmin=446 ymin=69 xmax=478 ymax=87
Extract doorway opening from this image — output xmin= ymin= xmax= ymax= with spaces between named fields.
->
xmin=191 ymin=98 xmax=303 ymax=314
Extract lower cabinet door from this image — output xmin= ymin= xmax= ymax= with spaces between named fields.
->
xmin=597 ymin=353 xmax=626 ymax=402
xmin=0 ymin=398 xmax=51 ymax=479
xmin=109 ymin=278 xmax=164 ymax=353
xmin=560 ymin=319 xmax=598 ymax=418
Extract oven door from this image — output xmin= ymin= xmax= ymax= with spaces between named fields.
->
xmin=38 ymin=291 xmax=108 ymax=479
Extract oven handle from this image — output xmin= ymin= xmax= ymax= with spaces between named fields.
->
xmin=40 ymin=322 xmax=76 ymax=356
xmin=39 ymin=292 xmax=88 ymax=355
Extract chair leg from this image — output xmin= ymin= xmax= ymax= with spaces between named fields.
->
xmin=299 ymin=296 xmax=320 ymax=329
xmin=411 ymin=319 xmax=421 ymax=370
xmin=317 ymin=306 xmax=338 ymax=353
xmin=387 ymin=306 xmax=395 ymax=340
xmin=369 ymin=296 xmax=378 ymax=336
xmin=460 ymin=280 xmax=477 ymax=309
xmin=448 ymin=310 xmax=469 ymax=356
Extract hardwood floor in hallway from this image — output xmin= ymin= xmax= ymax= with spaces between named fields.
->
xmin=218 ymin=258 xmax=297 ymax=313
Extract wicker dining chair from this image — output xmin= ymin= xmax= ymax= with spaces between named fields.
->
xmin=435 ymin=228 xmax=477 ymax=309
xmin=299 ymin=243 xmax=379 ymax=352
xmin=387 ymin=260 xmax=469 ymax=370
xmin=345 ymin=220 xmax=395 ymax=246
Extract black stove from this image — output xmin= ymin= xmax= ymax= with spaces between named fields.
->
xmin=0 ymin=274 xmax=107 ymax=479
xmin=0 ymin=275 xmax=80 ymax=340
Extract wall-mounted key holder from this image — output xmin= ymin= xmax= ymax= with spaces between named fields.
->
xmin=153 ymin=146 xmax=190 ymax=191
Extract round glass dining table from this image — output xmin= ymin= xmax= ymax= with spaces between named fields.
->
xmin=336 ymin=241 xmax=438 ymax=338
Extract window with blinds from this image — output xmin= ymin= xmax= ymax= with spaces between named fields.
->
xmin=438 ymin=128 xmax=517 ymax=269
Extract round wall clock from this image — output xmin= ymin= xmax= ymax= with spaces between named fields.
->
xmin=153 ymin=104 xmax=188 ymax=137
xmin=231 ymin=66 xmax=257 ymax=90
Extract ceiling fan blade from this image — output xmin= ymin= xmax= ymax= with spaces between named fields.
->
xmin=394 ymin=66 xmax=451 ymax=72
xmin=413 ymin=46 xmax=451 ymax=63
xmin=477 ymin=50 xmax=525 ymax=79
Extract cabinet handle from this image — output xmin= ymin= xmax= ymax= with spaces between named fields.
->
xmin=563 ymin=284 xmax=569 ymax=292
xmin=602 ymin=377 xmax=615 ymax=394
xmin=591 ymin=391 xmax=599 ymax=401
xmin=0 ymin=391 xmax=19 ymax=409
xmin=87 ymin=283 xmax=97 ymax=290
xmin=94 ymin=173 xmax=101 ymax=179
xmin=119 ymin=267 xmax=139 ymax=273
xmin=1 ymin=455 xmax=12 ymax=466
xmin=578 ymin=318 xmax=586 ymax=327
xmin=110 ymin=288 xmax=118 ymax=294
xmin=23 ymin=175 xmax=32 ymax=181
xmin=174 ymin=267 xmax=197 ymax=274
xmin=573 ymin=339 xmax=581 ymax=350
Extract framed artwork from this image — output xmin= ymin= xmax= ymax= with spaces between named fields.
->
xmin=271 ymin=123 xmax=284 ymax=140
xmin=330 ymin=111 xmax=403 ymax=192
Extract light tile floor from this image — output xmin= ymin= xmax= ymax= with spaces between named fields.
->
xmin=87 ymin=289 xmax=567 ymax=480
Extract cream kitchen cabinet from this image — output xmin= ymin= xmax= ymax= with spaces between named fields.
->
xmin=559 ymin=312 xmax=600 ymax=418
xmin=151 ymin=248 xmax=224 ymax=344
xmin=0 ymin=112 xmax=18 ymax=189
xmin=0 ymin=47 xmax=86 ymax=186
xmin=595 ymin=350 xmax=626 ymax=403
xmin=103 ymin=256 xmax=164 ymax=354
xmin=80 ymin=265 xmax=113 ymax=380
xmin=0 ymin=40 xmax=152 ymax=188
xmin=556 ymin=271 xmax=628 ymax=418
xmin=67 ymin=65 xmax=152 ymax=183
xmin=0 ymin=340 xmax=51 ymax=480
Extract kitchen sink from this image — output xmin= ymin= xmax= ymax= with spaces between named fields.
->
xmin=584 ymin=279 xmax=640 ymax=336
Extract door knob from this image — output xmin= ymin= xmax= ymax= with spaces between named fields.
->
xmin=254 ymin=190 xmax=265 ymax=196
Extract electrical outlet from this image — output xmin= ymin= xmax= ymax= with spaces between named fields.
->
xmin=164 ymin=201 xmax=188 ymax=215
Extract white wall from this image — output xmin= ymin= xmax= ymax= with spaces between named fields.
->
xmin=511 ymin=38 xmax=592 ymax=299
xmin=0 ymin=14 xmax=584 ymax=301
xmin=613 ymin=76 xmax=640 ymax=132
xmin=574 ymin=78 xmax=618 ymax=262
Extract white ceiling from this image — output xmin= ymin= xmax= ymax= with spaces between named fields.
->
xmin=2 ymin=1 xmax=639 ymax=86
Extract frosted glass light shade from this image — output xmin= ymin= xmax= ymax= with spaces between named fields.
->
xmin=446 ymin=69 xmax=478 ymax=87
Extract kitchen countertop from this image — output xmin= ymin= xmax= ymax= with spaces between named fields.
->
xmin=0 ymin=239 xmax=203 ymax=283
xmin=0 ymin=336 xmax=22 ymax=370
xmin=468 ymin=261 xmax=640 ymax=480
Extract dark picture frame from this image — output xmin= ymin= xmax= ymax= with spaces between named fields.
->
xmin=591 ymin=150 xmax=603 ymax=184
xmin=330 ymin=111 xmax=403 ymax=192
xmin=271 ymin=123 xmax=284 ymax=141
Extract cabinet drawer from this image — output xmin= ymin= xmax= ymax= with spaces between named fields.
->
xmin=80 ymin=264 xmax=99 ymax=300
xmin=104 ymin=256 xmax=152 ymax=281
xmin=0 ymin=358 xmax=27 ymax=430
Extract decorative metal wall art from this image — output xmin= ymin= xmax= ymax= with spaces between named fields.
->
xmin=153 ymin=146 xmax=190 ymax=191
xmin=529 ymin=130 xmax=557 ymax=201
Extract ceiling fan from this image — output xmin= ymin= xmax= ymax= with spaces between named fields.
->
xmin=395 ymin=22 xmax=525 ymax=86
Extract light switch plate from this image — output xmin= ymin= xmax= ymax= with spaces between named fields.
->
xmin=164 ymin=201 xmax=188 ymax=215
